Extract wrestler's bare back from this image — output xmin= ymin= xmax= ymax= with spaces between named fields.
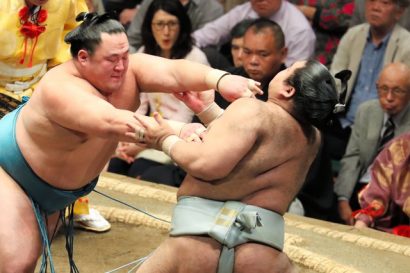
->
xmin=178 ymin=99 xmax=320 ymax=215
xmin=136 ymin=99 xmax=316 ymax=273
xmin=14 ymin=61 xmax=140 ymax=190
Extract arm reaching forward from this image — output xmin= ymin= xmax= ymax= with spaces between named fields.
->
xmin=130 ymin=53 xmax=262 ymax=102
xmin=126 ymin=99 xmax=261 ymax=181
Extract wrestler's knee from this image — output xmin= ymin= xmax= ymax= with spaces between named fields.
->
xmin=0 ymin=253 xmax=38 ymax=273
xmin=0 ymin=237 xmax=41 ymax=273
xmin=168 ymin=236 xmax=220 ymax=272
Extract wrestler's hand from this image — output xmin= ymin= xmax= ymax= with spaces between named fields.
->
xmin=114 ymin=142 xmax=145 ymax=163
xmin=218 ymin=75 xmax=263 ymax=102
xmin=114 ymin=142 xmax=134 ymax=163
xmin=338 ymin=200 xmax=354 ymax=225
xmin=179 ymin=123 xmax=206 ymax=141
xmin=127 ymin=112 xmax=175 ymax=151
xmin=174 ymin=89 xmax=215 ymax=114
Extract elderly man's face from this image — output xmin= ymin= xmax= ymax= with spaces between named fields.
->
xmin=365 ymin=0 xmax=403 ymax=30
xmin=242 ymin=28 xmax=286 ymax=83
xmin=251 ymin=0 xmax=282 ymax=18
xmin=377 ymin=64 xmax=410 ymax=116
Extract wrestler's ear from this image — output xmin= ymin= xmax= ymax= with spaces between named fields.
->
xmin=77 ymin=49 xmax=89 ymax=65
xmin=279 ymin=86 xmax=295 ymax=99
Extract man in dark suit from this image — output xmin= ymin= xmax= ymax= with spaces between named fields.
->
xmin=335 ymin=62 xmax=410 ymax=224
xmin=329 ymin=0 xmax=410 ymax=159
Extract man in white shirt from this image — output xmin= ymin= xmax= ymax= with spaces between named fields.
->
xmin=193 ymin=0 xmax=315 ymax=66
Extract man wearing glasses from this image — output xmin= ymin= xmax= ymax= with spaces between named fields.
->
xmin=328 ymin=0 xmax=410 ymax=161
xmin=335 ymin=62 xmax=410 ymax=225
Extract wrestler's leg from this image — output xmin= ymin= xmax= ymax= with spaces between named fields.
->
xmin=234 ymin=243 xmax=297 ymax=273
xmin=0 ymin=168 xmax=60 ymax=273
xmin=136 ymin=236 xmax=220 ymax=273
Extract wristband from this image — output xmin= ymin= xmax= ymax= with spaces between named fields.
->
xmin=178 ymin=123 xmax=188 ymax=137
xmin=162 ymin=135 xmax=182 ymax=157
xmin=166 ymin=120 xmax=187 ymax=137
xmin=205 ymin=69 xmax=230 ymax=91
xmin=196 ymin=102 xmax=224 ymax=126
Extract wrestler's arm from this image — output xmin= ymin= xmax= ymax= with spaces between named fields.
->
xmin=171 ymin=100 xmax=260 ymax=180
xmin=39 ymin=77 xmax=141 ymax=143
xmin=129 ymin=53 xmax=262 ymax=101
xmin=134 ymin=99 xmax=260 ymax=181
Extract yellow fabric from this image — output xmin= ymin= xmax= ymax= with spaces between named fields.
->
xmin=73 ymin=197 xmax=90 ymax=215
xmin=0 ymin=0 xmax=87 ymax=101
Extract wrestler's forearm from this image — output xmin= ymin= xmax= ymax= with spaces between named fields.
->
xmin=134 ymin=114 xmax=187 ymax=136
xmin=133 ymin=55 xmax=222 ymax=93
xmin=196 ymin=102 xmax=224 ymax=126
xmin=171 ymin=59 xmax=229 ymax=91
xmin=98 ymin=110 xmax=183 ymax=144
xmin=104 ymin=109 xmax=146 ymax=142
xmin=163 ymin=139 xmax=233 ymax=181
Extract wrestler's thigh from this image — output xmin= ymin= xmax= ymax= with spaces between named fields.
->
xmin=234 ymin=243 xmax=296 ymax=273
xmin=136 ymin=236 xmax=220 ymax=273
xmin=0 ymin=168 xmax=42 ymax=269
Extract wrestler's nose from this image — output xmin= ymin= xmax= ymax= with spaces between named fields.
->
xmin=114 ymin=59 xmax=125 ymax=71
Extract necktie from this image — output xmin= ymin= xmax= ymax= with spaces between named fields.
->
xmin=378 ymin=117 xmax=395 ymax=153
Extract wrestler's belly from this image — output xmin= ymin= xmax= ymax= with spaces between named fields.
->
xmin=178 ymin=175 xmax=251 ymax=200
xmin=178 ymin=176 xmax=290 ymax=214
xmin=22 ymin=139 xmax=117 ymax=190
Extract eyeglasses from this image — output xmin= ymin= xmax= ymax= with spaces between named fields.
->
xmin=376 ymin=84 xmax=407 ymax=97
xmin=152 ymin=21 xmax=179 ymax=31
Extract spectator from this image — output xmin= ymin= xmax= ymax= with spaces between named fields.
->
xmin=230 ymin=19 xmax=254 ymax=67
xmin=353 ymin=132 xmax=410 ymax=237
xmin=0 ymin=0 xmax=87 ymax=107
xmin=350 ymin=0 xmax=410 ymax=31
xmin=218 ymin=0 xmax=248 ymax=12
xmin=328 ymin=0 xmax=410 ymax=162
xmin=192 ymin=0 xmax=316 ymax=67
xmin=222 ymin=18 xmax=287 ymax=104
xmin=335 ymin=62 xmax=410 ymax=225
xmin=127 ymin=0 xmax=224 ymax=52
xmin=289 ymin=0 xmax=354 ymax=66
xmin=0 ymin=0 xmax=110 ymax=232
xmin=102 ymin=0 xmax=142 ymax=28
xmin=197 ymin=17 xmax=253 ymax=70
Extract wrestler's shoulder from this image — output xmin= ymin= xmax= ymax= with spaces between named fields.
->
xmin=43 ymin=64 xmax=92 ymax=87
xmin=228 ymin=97 xmax=264 ymax=112
xmin=220 ymin=99 xmax=263 ymax=123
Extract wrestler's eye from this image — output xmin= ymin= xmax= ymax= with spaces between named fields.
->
xmin=106 ymin=57 xmax=118 ymax=63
